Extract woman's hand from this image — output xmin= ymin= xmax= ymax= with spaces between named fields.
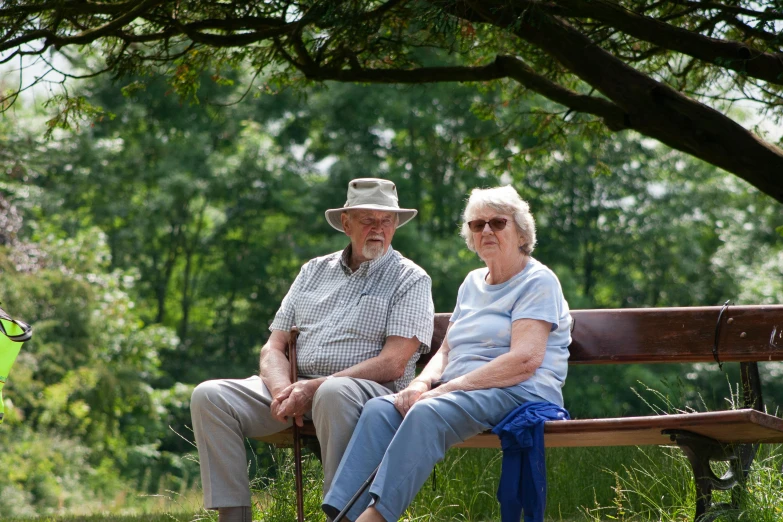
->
xmin=394 ymin=381 xmax=430 ymax=417
xmin=416 ymin=384 xmax=451 ymax=403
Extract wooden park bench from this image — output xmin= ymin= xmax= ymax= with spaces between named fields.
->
xmin=258 ymin=304 xmax=783 ymax=522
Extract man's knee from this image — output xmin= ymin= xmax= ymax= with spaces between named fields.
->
xmin=191 ymin=379 xmax=227 ymax=415
xmin=312 ymin=377 xmax=360 ymax=417
xmin=361 ymin=396 xmax=396 ymax=419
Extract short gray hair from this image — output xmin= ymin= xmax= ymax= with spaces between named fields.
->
xmin=460 ymin=186 xmax=537 ymax=255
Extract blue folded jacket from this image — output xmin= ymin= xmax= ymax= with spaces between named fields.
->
xmin=491 ymin=401 xmax=570 ymax=522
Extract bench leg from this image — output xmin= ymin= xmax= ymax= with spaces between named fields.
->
xmin=740 ymin=362 xmax=764 ymax=412
xmin=663 ymin=430 xmax=752 ymax=522
xmin=293 ymin=425 xmax=305 ymax=522
xmin=292 ymin=435 xmax=322 ymax=522
xmin=729 ymin=442 xmax=758 ymax=509
xmin=733 ymin=362 xmax=762 ymax=508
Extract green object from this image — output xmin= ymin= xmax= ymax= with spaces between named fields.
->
xmin=0 ymin=306 xmax=32 ymax=424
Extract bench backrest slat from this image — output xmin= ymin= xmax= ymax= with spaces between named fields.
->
xmin=422 ymin=305 xmax=783 ymax=367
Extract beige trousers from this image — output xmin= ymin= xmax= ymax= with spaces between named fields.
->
xmin=190 ymin=375 xmax=393 ymax=508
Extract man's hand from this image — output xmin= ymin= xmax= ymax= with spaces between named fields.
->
xmin=269 ymin=389 xmax=292 ymax=424
xmin=393 ymin=381 xmax=430 ymax=418
xmin=270 ymin=379 xmax=322 ymax=427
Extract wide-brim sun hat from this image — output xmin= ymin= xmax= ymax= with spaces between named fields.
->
xmin=325 ymin=178 xmax=418 ymax=232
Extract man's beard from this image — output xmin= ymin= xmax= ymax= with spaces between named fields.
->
xmin=362 ymin=238 xmax=385 ymax=260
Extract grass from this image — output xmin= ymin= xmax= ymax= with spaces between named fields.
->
xmin=238 ymin=444 xmax=696 ymax=521
xmin=2 ymin=489 xmax=212 ymax=522
xmin=244 ymin=442 xmax=783 ymax=521
xmin=9 ymin=440 xmax=783 ymax=521
xmin=581 ymin=443 xmax=783 ymax=522
xmin=3 ymin=513 xmax=194 ymax=522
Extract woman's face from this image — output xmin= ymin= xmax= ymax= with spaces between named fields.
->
xmin=468 ymin=209 xmax=522 ymax=263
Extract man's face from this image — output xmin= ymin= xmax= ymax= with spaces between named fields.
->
xmin=342 ymin=209 xmax=397 ymax=262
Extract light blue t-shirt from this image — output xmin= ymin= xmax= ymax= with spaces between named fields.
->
xmin=441 ymin=258 xmax=571 ymax=406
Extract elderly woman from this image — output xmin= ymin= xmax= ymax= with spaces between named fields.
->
xmin=322 ymin=186 xmax=571 ymax=522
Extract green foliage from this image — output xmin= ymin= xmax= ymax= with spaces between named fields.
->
xmin=4 ymin=0 xmax=783 ymax=208
xmin=582 ymin=446 xmax=695 ymax=521
xmin=6 ymin=516 xmax=194 ymax=522
xmin=723 ymin=446 xmax=783 ymax=522
xmin=2 ymin=60 xmax=783 ymax=518
xmin=233 ymin=443 xmax=711 ymax=521
xmin=236 ymin=445 xmax=636 ymax=521
xmin=581 ymin=381 xmax=783 ymax=521
xmin=0 ymin=426 xmax=94 ymax=517
xmin=248 ymin=449 xmax=326 ymax=521
xmin=0 ymin=185 xmax=196 ymax=511
xmin=43 ymin=95 xmax=116 ymax=139
xmin=581 ymin=444 xmax=783 ymax=522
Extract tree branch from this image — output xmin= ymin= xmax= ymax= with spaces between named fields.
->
xmin=300 ymin=59 xmax=506 ymax=83
xmin=723 ymin=16 xmax=783 ymax=47
xmin=299 ymin=55 xmax=627 ymax=128
xmin=0 ymin=0 xmax=144 ymax=18
xmin=494 ymin=55 xmax=627 ymax=130
xmin=182 ymin=17 xmax=287 ymax=32
xmin=50 ymin=0 xmax=166 ymax=47
xmin=447 ymin=0 xmax=783 ymax=202
xmin=675 ymin=1 xmax=783 ymax=22
xmin=0 ymin=0 xmax=166 ymax=53
xmin=178 ymin=26 xmax=293 ymax=47
xmin=360 ymin=0 xmax=410 ymax=21
xmin=551 ymin=0 xmax=783 ymax=86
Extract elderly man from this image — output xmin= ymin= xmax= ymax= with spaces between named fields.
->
xmin=190 ymin=178 xmax=434 ymax=522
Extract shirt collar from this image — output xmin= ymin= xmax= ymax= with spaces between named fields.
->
xmin=340 ymin=244 xmax=396 ymax=276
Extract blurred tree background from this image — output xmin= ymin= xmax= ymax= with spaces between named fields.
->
xmin=1 ymin=66 xmax=782 ymax=516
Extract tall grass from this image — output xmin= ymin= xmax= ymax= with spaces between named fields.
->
xmin=11 ymin=413 xmax=783 ymax=521
xmin=582 ymin=443 xmax=783 ymax=522
xmin=6 ymin=513 xmax=197 ymax=522
xmin=247 ymin=448 xmax=327 ymax=521
xmin=11 ymin=441 xmax=783 ymax=521
xmin=579 ymin=380 xmax=783 ymax=522
xmin=239 ymin=445 xmax=666 ymax=521
xmin=244 ymin=441 xmax=783 ymax=521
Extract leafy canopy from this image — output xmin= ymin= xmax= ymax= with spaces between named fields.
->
xmin=1 ymin=0 xmax=782 ymax=202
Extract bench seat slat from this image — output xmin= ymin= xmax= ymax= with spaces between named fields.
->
xmin=255 ymin=425 xmax=317 ymax=447
xmin=454 ymin=409 xmax=783 ymax=449
xmin=259 ymin=409 xmax=783 ymax=449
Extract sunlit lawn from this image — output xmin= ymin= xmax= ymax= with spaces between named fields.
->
xmin=4 ymin=489 xmax=212 ymax=522
xmin=11 ymin=443 xmax=783 ymax=521
xmin=8 ymin=513 xmax=197 ymax=522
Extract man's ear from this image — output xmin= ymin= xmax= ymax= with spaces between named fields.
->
xmin=340 ymin=211 xmax=351 ymax=234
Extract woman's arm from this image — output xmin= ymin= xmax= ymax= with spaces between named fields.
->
xmin=411 ymin=328 xmax=451 ymax=387
xmin=416 ymin=318 xmax=550 ymax=401
xmin=394 ymin=325 xmax=452 ymax=416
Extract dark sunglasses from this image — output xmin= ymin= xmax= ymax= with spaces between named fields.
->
xmin=467 ymin=218 xmax=508 ymax=233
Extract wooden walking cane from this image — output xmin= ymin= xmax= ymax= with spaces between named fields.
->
xmin=332 ymin=464 xmax=380 ymax=522
xmin=288 ymin=326 xmax=305 ymax=522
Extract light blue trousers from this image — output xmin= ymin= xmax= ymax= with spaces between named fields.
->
xmin=323 ymin=388 xmax=532 ymax=521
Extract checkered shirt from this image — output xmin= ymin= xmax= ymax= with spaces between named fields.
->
xmin=269 ymin=245 xmax=434 ymax=391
